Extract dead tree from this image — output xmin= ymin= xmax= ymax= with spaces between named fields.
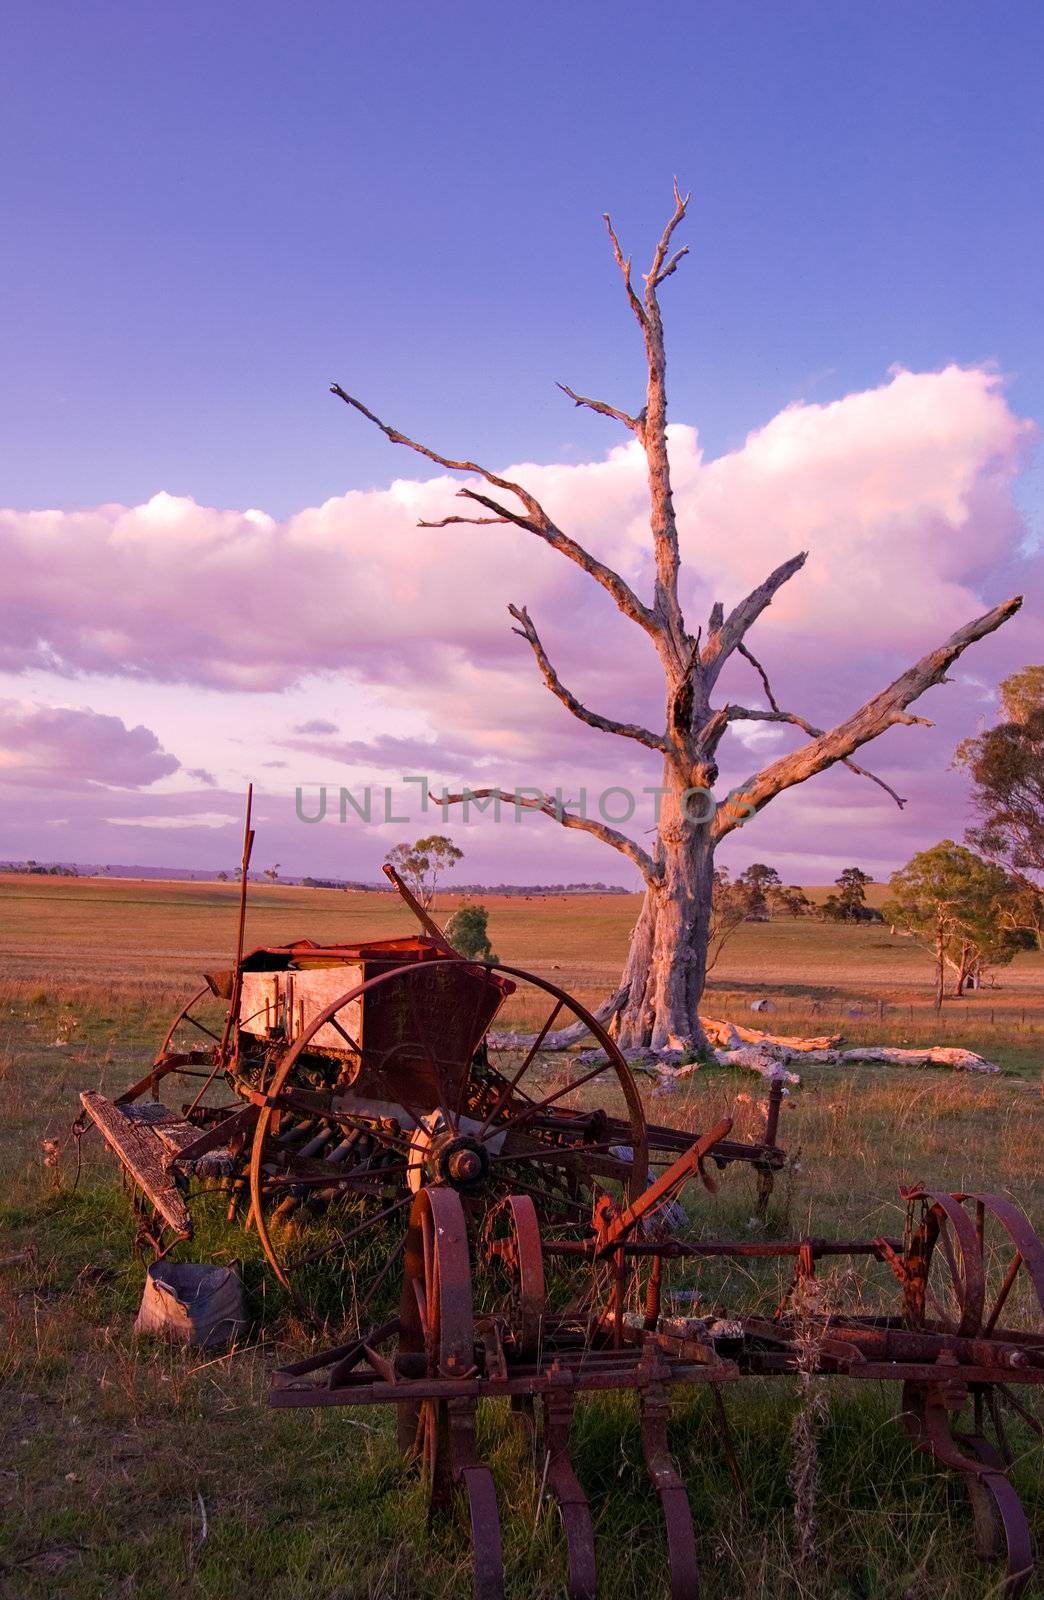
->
xmin=331 ymin=185 xmax=1022 ymax=1053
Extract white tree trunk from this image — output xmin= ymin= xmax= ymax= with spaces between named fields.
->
xmin=614 ymin=774 xmax=714 ymax=1052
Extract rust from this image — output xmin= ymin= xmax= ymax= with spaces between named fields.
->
xmin=270 ymin=1184 xmax=1044 ymax=1600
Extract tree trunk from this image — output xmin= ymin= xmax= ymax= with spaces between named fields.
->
xmin=613 ymin=774 xmax=714 ymax=1053
xmin=934 ymin=926 xmax=946 ymax=1011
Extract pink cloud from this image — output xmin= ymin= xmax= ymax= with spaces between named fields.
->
xmin=0 ymin=364 xmax=1038 ymax=881
xmin=0 ymin=700 xmax=180 ymax=789
xmin=0 ymin=366 xmax=1030 ymax=701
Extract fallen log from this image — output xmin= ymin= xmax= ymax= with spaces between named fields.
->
xmin=699 ymin=1017 xmax=841 ymax=1052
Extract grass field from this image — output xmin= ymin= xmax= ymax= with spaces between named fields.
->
xmin=1 ymin=874 xmax=1042 ymax=1599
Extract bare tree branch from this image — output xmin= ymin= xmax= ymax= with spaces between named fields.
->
xmin=436 ymin=788 xmax=660 ymax=887
xmin=556 ymin=382 xmax=645 ymax=438
xmin=645 ymin=179 xmax=691 ymax=294
xmin=418 ymin=514 xmax=509 ymax=528
xmin=725 ymin=706 xmax=907 ymax=807
xmin=737 ymin=641 xmax=781 ymax=712
xmin=603 ymin=184 xmax=694 ymax=668
xmin=508 ymin=603 xmax=670 ymax=753
xmin=330 ymin=382 xmax=660 ymax=641
xmin=604 ymin=214 xmax=646 ymax=328
xmin=714 ymin=596 xmax=1024 ymax=838
xmin=702 ymin=552 xmax=808 ymax=683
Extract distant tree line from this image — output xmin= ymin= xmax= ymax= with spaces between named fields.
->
xmin=2 ymin=860 xmax=78 ymax=877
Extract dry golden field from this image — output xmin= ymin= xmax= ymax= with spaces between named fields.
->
xmin=0 ymin=873 xmax=1041 ymax=1599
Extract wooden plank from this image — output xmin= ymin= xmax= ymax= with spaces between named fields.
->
xmin=79 ymin=1091 xmax=191 ymax=1236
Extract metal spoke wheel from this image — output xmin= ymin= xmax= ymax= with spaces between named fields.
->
xmin=247 ymin=958 xmax=649 ymax=1329
xmin=905 ymin=1189 xmax=1044 ymax=1340
xmin=116 ymin=984 xmax=233 ymax=1116
xmin=397 ymin=1187 xmax=505 ymax=1599
xmin=902 ymin=1191 xmax=1044 ymax=1595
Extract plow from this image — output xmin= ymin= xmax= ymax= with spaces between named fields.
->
xmin=76 ymin=801 xmax=1042 ymax=1595
xmin=271 ymin=1178 xmax=1044 ymax=1599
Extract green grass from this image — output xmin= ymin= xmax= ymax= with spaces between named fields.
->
xmin=0 ymin=877 xmax=1042 ymax=1597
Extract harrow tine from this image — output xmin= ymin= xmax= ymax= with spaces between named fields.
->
xmin=543 ymin=1385 xmax=597 ymax=1600
xmin=460 ymin=1464 xmax=505 ymax=1600
xmin=638 ymin=1351 xmax=700 ymax=1600
xmin=903 ymin=1382 xmax=1035 ymax=1598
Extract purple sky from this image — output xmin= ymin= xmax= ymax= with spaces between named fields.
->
xmin=0 ymin=3 xmax=1041 ymax=885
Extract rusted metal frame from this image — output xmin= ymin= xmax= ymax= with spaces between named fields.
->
xmin=172 ymin=1104 xmax=259 ymax=1167
xmin=541 ymin=1369 xmax=597 ymax=1600
xmin=217 ymin=785 xmax=255 ymax=1061
xmin=607 ymin=1114 xmax=786 ymax=1170
xmin=270 ymin=1355 xmax=741 ymax=1408
xmin=543 ymin=1235 xmax=901 ymax=1262
xmin=636 ymin=1344 xmax=700 ymax=1600
xmin=596 ymin=1118 xmax=734 ymax=1254
xmin=398 ymin=1188 xmax=504 ymax=1600
xmin=116 ymin=1042 xmax=217 ymax=1105
xmin=382 ymin=862 xmax=459 ymax=955
xmin=744 ymin=1352 xmax=1043 ymax=1384
xmin=737 ymin=1314 xmax=1044 ymax=1372
xmin=911 ymin=1192 xmax=987 ymax=1335
xmin=755 ymin=1078 xmax=786 ymax=1213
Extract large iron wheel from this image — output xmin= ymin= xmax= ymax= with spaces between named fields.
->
xmin=247 ymin=958 xmax=649 ymax=1329
xmin=902 ymin=1191 xmax=1044 ymax=1594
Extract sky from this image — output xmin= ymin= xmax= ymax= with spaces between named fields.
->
xmin=0 ymin=1 xmax=1041 ymax=886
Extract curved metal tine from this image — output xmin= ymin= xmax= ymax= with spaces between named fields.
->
xmin=475 ymin=1000 xmax=565 ymax=1140
xmin=977 ymin=1469 xmax=1035 ymax=1595
xmin=917 ymin=1388 xmax=1034 ymax=1594
xmin=639 ymin=1387 xmax=700 ymax=1600
xmin=542 ymin=1390 xmax=597 ymax=1600
xmin=461 ymin=1464 xmax=505 ymax=1600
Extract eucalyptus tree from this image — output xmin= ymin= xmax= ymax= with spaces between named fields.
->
xmin=334 ymin=187 xmax=1020 ymax=1051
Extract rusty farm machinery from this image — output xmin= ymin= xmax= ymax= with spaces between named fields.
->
xmin=271 ymin=1178 xmax=1044 ymax=1599
xmin=78 ymin=817 xmax=785 ymax=1326
xmin=77 ymin=805 xmax=1042 ymax=1595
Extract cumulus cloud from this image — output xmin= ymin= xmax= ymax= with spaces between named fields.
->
xmin=0 ymin=367 xmax=1032 ymax=706
xmin=0 ymin=700 xmax=180 ymax=789
xmin=186 ymin=767 xmax=218 ymax=786
xmin=0 ymin=364 xmax=1037 ymax=879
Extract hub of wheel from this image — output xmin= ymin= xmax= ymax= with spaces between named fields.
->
xmin=430 ymin=1133 xmax=491 ymax=1192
